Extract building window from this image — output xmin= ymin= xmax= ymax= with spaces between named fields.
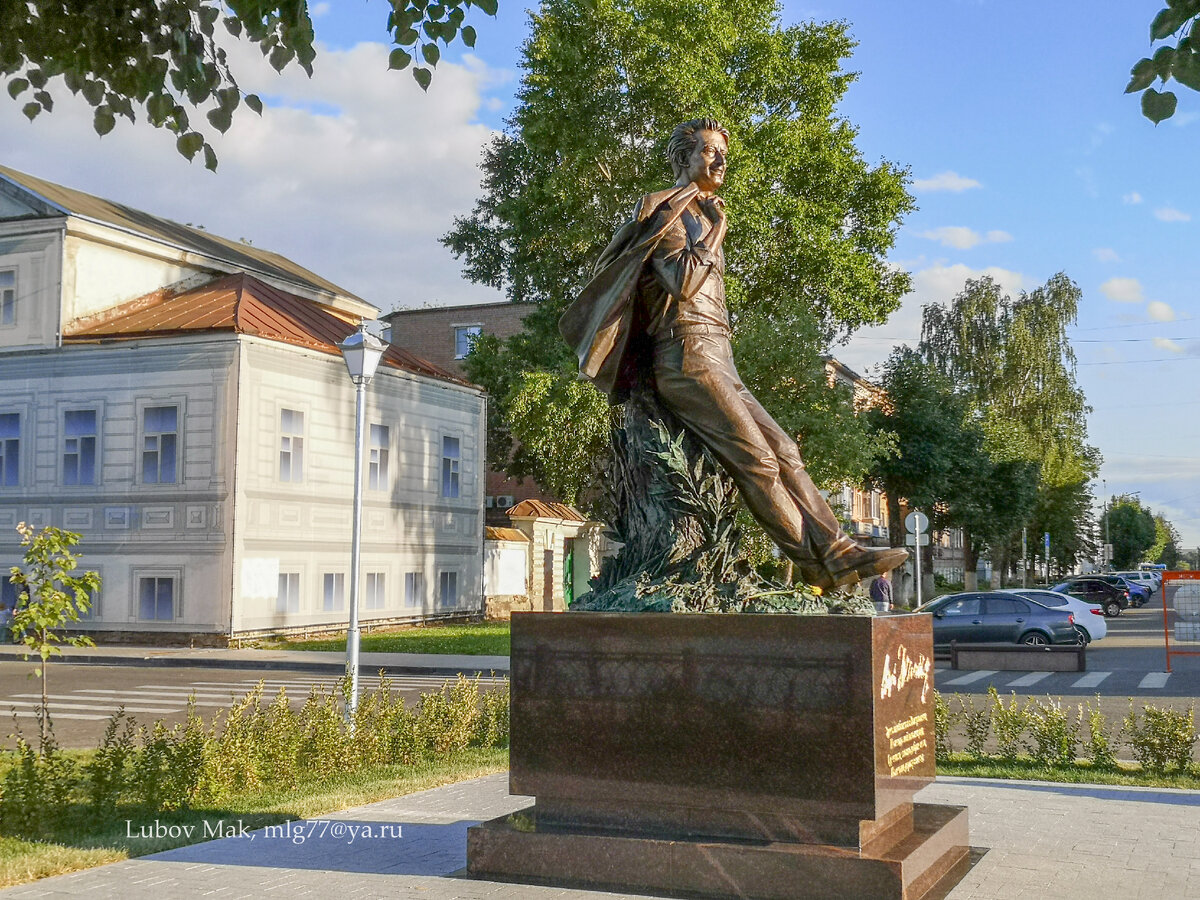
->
xmin=0 ymin=413 xmax=18 ymax=487
xmin=441 ymin=435 xmax=460 ymax=498
xmin=439 ymin=571 xmax=458 ymax=606
xmin=63 ymin=409 xmax=98 ymax=486
xmin=276 ymin=572 xmax=300 ymax=613
xmin=404 ymin=571 xmax=424 ymax=605
xmin=366 ymin=572 xmax=386 ymax=610
xmin=0 ymin=270 xmax=14 ymax=326
xmin=138 ymin=576 xmax=175 ymax=621
xmin=142 ymin=406 xmax=178 ymax=484
xmin=454 ymin=325 xmax=481 ymax=359
xmin=322 ymin=573 xmax=345 ymax=612
xmin=279 ymin=409 xmax=304 ymax=482
xmin=369 ymin=424 xmax=389 ymax=490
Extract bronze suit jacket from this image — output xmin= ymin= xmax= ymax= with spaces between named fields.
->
xmin=559 ymin=183 xmax=701 ymax=403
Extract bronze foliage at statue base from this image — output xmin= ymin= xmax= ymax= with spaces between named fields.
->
xmin=572 ymin=382 xmax=871 ymax=615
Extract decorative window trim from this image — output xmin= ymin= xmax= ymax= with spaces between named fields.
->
xmin=57 ymin=401 xmax=105 ymax=489
xmin=132 ymin=567 xmax=182 ymax=622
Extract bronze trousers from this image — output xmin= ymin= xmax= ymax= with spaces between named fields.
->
xmin=652 ymin=333 xmax=847 ymax=566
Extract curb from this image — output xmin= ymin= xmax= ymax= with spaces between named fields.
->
xmin=0 ymin=652 xmax=508 ymax=678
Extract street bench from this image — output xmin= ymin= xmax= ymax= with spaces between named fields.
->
xmin=949 ymin=641 xmax=1086 ymax=672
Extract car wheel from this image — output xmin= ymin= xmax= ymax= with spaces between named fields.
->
xmin=1073 ymin=626 xmax=1090 ymax=645
xmin=1104 ymin=600 xmax=1121 ymax=618
xmin=1020 ymin=632 xmax=1050 ymax=646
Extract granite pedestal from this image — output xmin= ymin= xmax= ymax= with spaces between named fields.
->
xmin=468 ymin=612 xmax=971 ymax=899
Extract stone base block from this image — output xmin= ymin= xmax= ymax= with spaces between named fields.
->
xmin=468 ymin=801 xmax=970 ymax=900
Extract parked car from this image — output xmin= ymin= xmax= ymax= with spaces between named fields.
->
xmin=917 ymin=591 xmax=1079 ymax=647
xmin=1096 ymin=574 xmax=1151 ymax=607
xmin=1115 ymin=570 xmax=1159 ymax=595
xmin=1001 ymin=589 xmax=1107 ymax=644
xmin=1050 ymin=578 xmax=1129 ymax=618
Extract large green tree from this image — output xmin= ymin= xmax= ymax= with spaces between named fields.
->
xmin=919 ymin=273 xmax=1099 ymax=584
xmin=1102 ymin=495 xmax=1157 ymax=569
xmin=0 ymin=0 xmax=496 ymax=169
xmin=447 ymin=0 xmax=913 ymax=511
xmin=866 ymin=347 xmax=1039 ymax=595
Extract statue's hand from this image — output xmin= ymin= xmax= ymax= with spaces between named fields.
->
xmin=697 ymin=195 xmax=725 ymax=222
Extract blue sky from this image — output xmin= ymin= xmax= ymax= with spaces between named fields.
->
xmin=3 ymin=0 xmax=1197 ymax=550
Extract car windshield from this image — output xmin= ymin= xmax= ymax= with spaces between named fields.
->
xmin=1050 ymin=582 xmax=1071 ymax=593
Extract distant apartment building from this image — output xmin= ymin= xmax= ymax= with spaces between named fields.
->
xmin=0 ymin=165 xmax=485 ymax=642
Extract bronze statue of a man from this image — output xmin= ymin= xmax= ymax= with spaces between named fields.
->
xmin=560 ymin=117 xmax=907 ymax=591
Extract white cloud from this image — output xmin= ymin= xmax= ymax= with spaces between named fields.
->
xmin=1147 ymin=300 xmax=1176 ymax=321
xmin=310 ymin=2 xmax=331 ymax=15
xmin=1093 ymin=247 xmax=1120 ymax=263
xmin=915 ymin=226 xmax=1012 ymax=250
xmin=1155 ymin=206 xmax=1192 ymax=222
xmin=911 ymin=171 xmax=981 ymax=193
xmin=1154 ymin=337 xmax=1184 ymax=353
xmin=0 ymin=41 xmax=506 ymax=311
xmin=1123 ymin=192 xmax=1143 ymax=204
xmin=835 ymin=262 xmax=1027 ymax=374
xmin=1100 ymin=277 xmax=1144 ymax=303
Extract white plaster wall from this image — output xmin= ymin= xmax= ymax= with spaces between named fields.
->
xmin=231 ymin=338 xmax=486 ymax=634
xmin=0 ymin=225 xmax=63 ymax=352
xmin=61 ymin=232 xmax=206 ymax=322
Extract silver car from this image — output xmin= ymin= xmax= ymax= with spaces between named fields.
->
xmin=1001 ymin=588 xmax=1107 ymax=643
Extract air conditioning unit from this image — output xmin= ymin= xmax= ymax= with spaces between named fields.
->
xmin=497 ymin=495 xmax=515 ymax=508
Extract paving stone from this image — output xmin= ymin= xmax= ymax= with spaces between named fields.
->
xmin=2 ymin=774 xmax=1200 ymax=899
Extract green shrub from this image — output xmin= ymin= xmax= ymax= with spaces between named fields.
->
xmin=959 ymin=695 xmax=991 ymax=759
xmin=0 ymin=722 xmax=78 ymax=837
xmin=933 ymin=690 xmax=954 ymax=760
xmin=84 ymin=712 xmax=136 ymax=814
xmin=1083 ymin=698 xmax=1118 ymax=770
xmin=989 ymin=688 xmax=1031 ymax=761
xmin=1028 ymin=697 xmax=1080 ymax=767
xmin=1123 ymin=702 xmax=1197 ymax=773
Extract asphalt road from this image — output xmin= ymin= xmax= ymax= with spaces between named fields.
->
xmin=935 ymin=596 xmax=1200 ymax=726
xmin=0 ymin=664 xmax=501 ymax=750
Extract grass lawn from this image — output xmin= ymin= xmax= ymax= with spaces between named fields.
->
xmin=274 ymin=621 xmax=511 ymax=656
xmin=0 ymin=747 xmax=507 ymax=888
xmin=937 ymin=754 xmax=1200 ymax=788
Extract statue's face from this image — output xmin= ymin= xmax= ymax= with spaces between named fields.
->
xmin=683 ymin=129 xmax=727 ymax=194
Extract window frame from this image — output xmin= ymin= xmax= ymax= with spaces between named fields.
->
xmin=368 ymin=423 xmax=390 ymax=491
xmin=60 ymin=405 xmax=102 ymax=488
xmin=438 ymin=570 xmax=458 ymax=606
xmin=0 ymin=410 xmax=20 ymax=489
xmin=441 ymin=433 xmax=461 ymax=499
xmin=137 ymin=398 xmax=184 ymax=487
xmin=278 ymin=407 xmax=306 ymax=483
xmin=453 ymin=324 xmax=482 ymax=360
xmin=365 ymin=571 xmax=387 ymax=610
xmin=133 ymin=568 xmax=181 ymax=622
xmin=322 ymin=572 xmax=346 ymax=612
xmin=404 ymin=571 xmax=425 ymax=606
xmin=276 ymin=571 xmax=301 ymax=614
xmin=0 ymin=268 xmax=15 ymax=328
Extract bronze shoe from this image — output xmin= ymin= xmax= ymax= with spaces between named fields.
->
xmin=803 ymin=543 xmax=909 ymax=591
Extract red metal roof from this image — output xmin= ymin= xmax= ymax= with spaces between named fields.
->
xmin=63 ymin=273 xmax=470 ymax=387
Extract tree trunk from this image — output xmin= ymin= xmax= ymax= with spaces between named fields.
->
xmin=962 ymin=527 xmax=979 ymax=591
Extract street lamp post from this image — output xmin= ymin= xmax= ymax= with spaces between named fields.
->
xmin=337 ymin=322 xmax=389 ymax=727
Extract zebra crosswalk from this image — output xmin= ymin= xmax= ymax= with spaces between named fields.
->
xmin=2 ymin=673 xmax=506 ymax=722
xmin=933 ymin=664 xmax=1180 ymax=694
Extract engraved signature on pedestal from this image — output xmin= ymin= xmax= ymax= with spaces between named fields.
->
xmin=878 ymin=644 xmax=932 ymax=704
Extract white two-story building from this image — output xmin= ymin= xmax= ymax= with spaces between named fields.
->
xmin=0 ymin=165 xmax=485 ymax=643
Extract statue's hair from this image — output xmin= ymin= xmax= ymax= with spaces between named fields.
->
xmin=666 ymin=118 xmax=729 ymax=178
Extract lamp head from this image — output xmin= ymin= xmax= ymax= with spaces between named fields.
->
xmin=338 ymin=321 xmax=389 ymax=384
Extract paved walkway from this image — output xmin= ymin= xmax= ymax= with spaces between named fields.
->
xmin=0 ymin=645 xmax=509 ymax=676
xmin=3 ymin=773 xmax=1198 ymax=899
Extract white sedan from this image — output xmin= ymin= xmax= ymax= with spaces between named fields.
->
xmin=1001 ymin=588 xmax=1108 ymax=643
